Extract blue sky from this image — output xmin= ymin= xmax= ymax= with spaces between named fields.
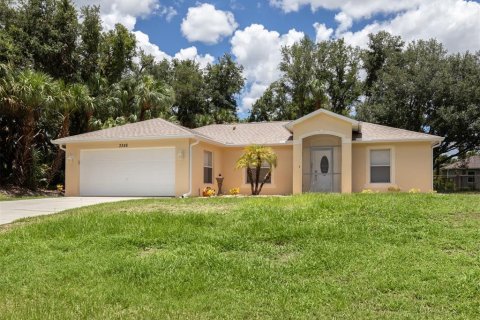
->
xmin=78 ymin=0 xmax=480 ymax=116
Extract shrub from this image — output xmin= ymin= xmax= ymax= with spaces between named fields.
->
xmin=387 ymin=186 xmax=401 ymax=192
xmin=408 ymin=188 xmax=421 ymax=193
xmin=229 ymin=187 xmax=240 ymax=195
xmin=361 ymin=189 xmax=375 ymax=194
xmin=202 ymin=187 xmax=216 ymax=197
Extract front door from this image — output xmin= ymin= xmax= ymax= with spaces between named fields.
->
xmin=310 ymin=148 xmax=333 ymax=192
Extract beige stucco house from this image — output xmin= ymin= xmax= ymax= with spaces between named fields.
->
xmin=53 ymin=109 xmax=443 ymax=197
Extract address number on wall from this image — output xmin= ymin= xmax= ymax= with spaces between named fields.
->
xmin=119 ymin=143 xmax=128 ymax=148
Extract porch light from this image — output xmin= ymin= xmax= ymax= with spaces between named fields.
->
xmin=66 ymin=153 xmax=74 ymax=161
xmin=177 ymin=150 xmax=185 ymax=159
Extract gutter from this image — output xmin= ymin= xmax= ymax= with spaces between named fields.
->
xmin=182 ymin=139 xmax=200 ymax=198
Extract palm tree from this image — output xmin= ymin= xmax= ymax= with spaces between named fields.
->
xmin=0 ymin=69 xmax=55 ymax=186
xmin=135 ymin=75 xmax=174 ymax=121
xmin=48 ymin=82 xmax=93 ymax=185
xmin=235 ymin=145 xmax=278 ymax=195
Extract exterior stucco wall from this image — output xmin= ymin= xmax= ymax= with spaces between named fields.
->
xmin=352 ymin=142 xmax=434 ymax=192
xmin=191 ymin=141 xmax=224 ymax=196
xmin=64 ymin=139 xmax=190 ymax=197
xmin=292 ymin=113 xmax=353 ymax=141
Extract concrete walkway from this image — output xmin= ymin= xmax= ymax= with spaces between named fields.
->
xmin=0 ymin=197 xmax=138 ymax=225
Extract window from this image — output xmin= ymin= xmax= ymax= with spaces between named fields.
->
xmin=468 ymin=171 xmax=475 ymax=183
xmin=203 ymin=151 xmax=213 ymax=184
xmin=370 ymin=149 xmax=391 ymax=183
xmin=246 ymin=162 xmax=272 ymax=184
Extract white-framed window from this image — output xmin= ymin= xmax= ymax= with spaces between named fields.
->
xmin=370 ymin=149 xmax=391 ymax=183
xmin=203 ymin=151 xmax=213 ymax=184
xmin=246 ymin=161 xmax=272 ymax=184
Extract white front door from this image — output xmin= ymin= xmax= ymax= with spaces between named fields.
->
xmin=79 ymin=147 xmax=175 ymax=196
xmin=310 ymin=148 xmax=333 ymax=192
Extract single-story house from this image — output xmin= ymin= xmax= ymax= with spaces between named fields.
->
xmin=441 ymin=155 xmax=480 ymax=190
xmin=53 ymin=109 xmax=443 ymax=197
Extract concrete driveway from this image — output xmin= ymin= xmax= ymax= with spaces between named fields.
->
xmin=0 ymin=197 xmax=138 ymax=225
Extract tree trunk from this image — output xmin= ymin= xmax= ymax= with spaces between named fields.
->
xmin=15 ymin=109 xmax=36 ymax=187
xmin=254 ymin=162 xmax=261 ymax=195
xmin=247 ymin=167 xmax=254 ymax=195
xmin=48 ymin=113 xmax=70 ymax=186
xmin=257 ymin=170 xmax=271 ymax=195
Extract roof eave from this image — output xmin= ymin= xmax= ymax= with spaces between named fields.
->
xmin=352 ymin=137 xmax=444 ymax=144
xmin=52 ymin=134 xmax=197 ymax=145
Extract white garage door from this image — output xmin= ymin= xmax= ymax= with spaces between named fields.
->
xmin=80 ymin=147 xmax=175 ymax=196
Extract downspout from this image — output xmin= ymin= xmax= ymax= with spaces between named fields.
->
xmin=182 ymin=139 xmax=200 ymax=198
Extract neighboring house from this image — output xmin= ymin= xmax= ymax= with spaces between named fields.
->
xmin=53 ymin=109 xmax=443 ymax=197
xmin=441 ymin=155 xmax=480 ymax=191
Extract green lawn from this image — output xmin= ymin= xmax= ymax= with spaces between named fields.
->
xmin=0 ymin=194 xmax=479 ymax=319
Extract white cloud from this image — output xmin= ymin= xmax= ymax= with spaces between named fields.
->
xmin=181 ymin=3 xmax=238 ymax=44
xmin=340 ymin=0 xmax=480 ymax=52
xmin=159 ymin=5 xmax=178 ymax=22
xmin=270 ymin=0 xmax=423 ymax=19
xmin=231 ymin=24 xmax=304 ymax=112
xmin=134 ymin=31 xmax=171 ymax=61
xmin=75 ymin=0 xmax=159 ymax=30
xmin=174 ymin=47 xmax=215 ymax=68
xmin=334 ymin=12 xmax=352 ymax=36
xmin=313 ymin=22 xmax=333 ymax=42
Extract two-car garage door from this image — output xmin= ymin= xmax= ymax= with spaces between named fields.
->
xmin=79 ymin=147 xmax=175 ymax=196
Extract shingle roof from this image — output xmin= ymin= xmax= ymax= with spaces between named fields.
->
xmin=443 ymin=156 xmax=480 ymax=169
xmin=52 ymin=118 xmax=195 ymax=144
xmin=354 ymin=122 xmax=442 ymax=142
xmin=53 ymin=113 xmax=443 ymax=145
xmin=193 ymin=121 xmax=292 ymax=145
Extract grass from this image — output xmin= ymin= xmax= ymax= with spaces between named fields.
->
xmin=0 ymin=194 xmax=480 ymax=319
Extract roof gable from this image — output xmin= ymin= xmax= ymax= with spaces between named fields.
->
xmin=285 ymin=109 xmax=360 ymax=131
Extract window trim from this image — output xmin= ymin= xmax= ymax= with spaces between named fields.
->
xmin=243 ymin=162 xmax=275 ymax=187
xmin=365 ymin=146 xmax=395 ymax=187
xmin=203 ymin=150 xmax=213 ymax=184
xmin=467 ymin=171 xmax=475 ymax=183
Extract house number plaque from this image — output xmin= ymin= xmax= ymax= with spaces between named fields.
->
xmin=119 ymin=143 xmax=128 ymax=148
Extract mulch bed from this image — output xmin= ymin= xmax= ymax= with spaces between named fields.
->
xmin=0 ymin=185 xmax=62 ymax=198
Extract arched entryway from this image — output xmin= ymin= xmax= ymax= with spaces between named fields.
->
xmin=302 ymin=134 xmax=342 ymax=193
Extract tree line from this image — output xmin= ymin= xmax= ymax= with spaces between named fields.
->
xmin=1 ymin=0 xmax=479 ymax=190
xmin=0 ymin=0 xmax=244 ymax=188
xmin=250 ymin=32 xmax=480 ymax=171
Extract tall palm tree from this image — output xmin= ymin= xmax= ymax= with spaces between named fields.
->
xmin=48 ymin=82 xmax=93 ymax=185
xmin=0 ymin=69 xmax=55 ymax=186
xmin=235 ymin=145 xmax=278 ymax=195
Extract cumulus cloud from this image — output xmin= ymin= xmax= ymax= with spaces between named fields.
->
xmin=174 ymin=47 xmax=215 ymax=68
xmin=339 ymin=0 xmax=480 ymax=52
xmin=270 ymin=0 xmax=423 ymax=19
xmin=135 ymin=31 xmax=214 ymax=69
xmin=231 ymin=24 xmax=304 ymax=112
xmin=134 ymin=31 xmax=171 ymax=61
xmin=272 ymin=0 xmax=480 ymax=53
xmin=313 ymin=22 xmax=333 ymax=42
xmin=75 ymin=0 xmax=159 ymax=30
xmin=181 ymin=3 xmax=238 ymax=44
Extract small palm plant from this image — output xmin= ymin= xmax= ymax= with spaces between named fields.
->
xmin=236 ymin=145 xmax=277 ymax=195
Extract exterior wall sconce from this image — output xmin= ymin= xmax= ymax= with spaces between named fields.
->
xmin=177 ymin=150 xmax=185 ymax=159
xmin=66 ymin=153 xmax=74 ymax=161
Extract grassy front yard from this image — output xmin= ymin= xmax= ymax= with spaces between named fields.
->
xmin=1 ymin=194 xmax=479 ymax=319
